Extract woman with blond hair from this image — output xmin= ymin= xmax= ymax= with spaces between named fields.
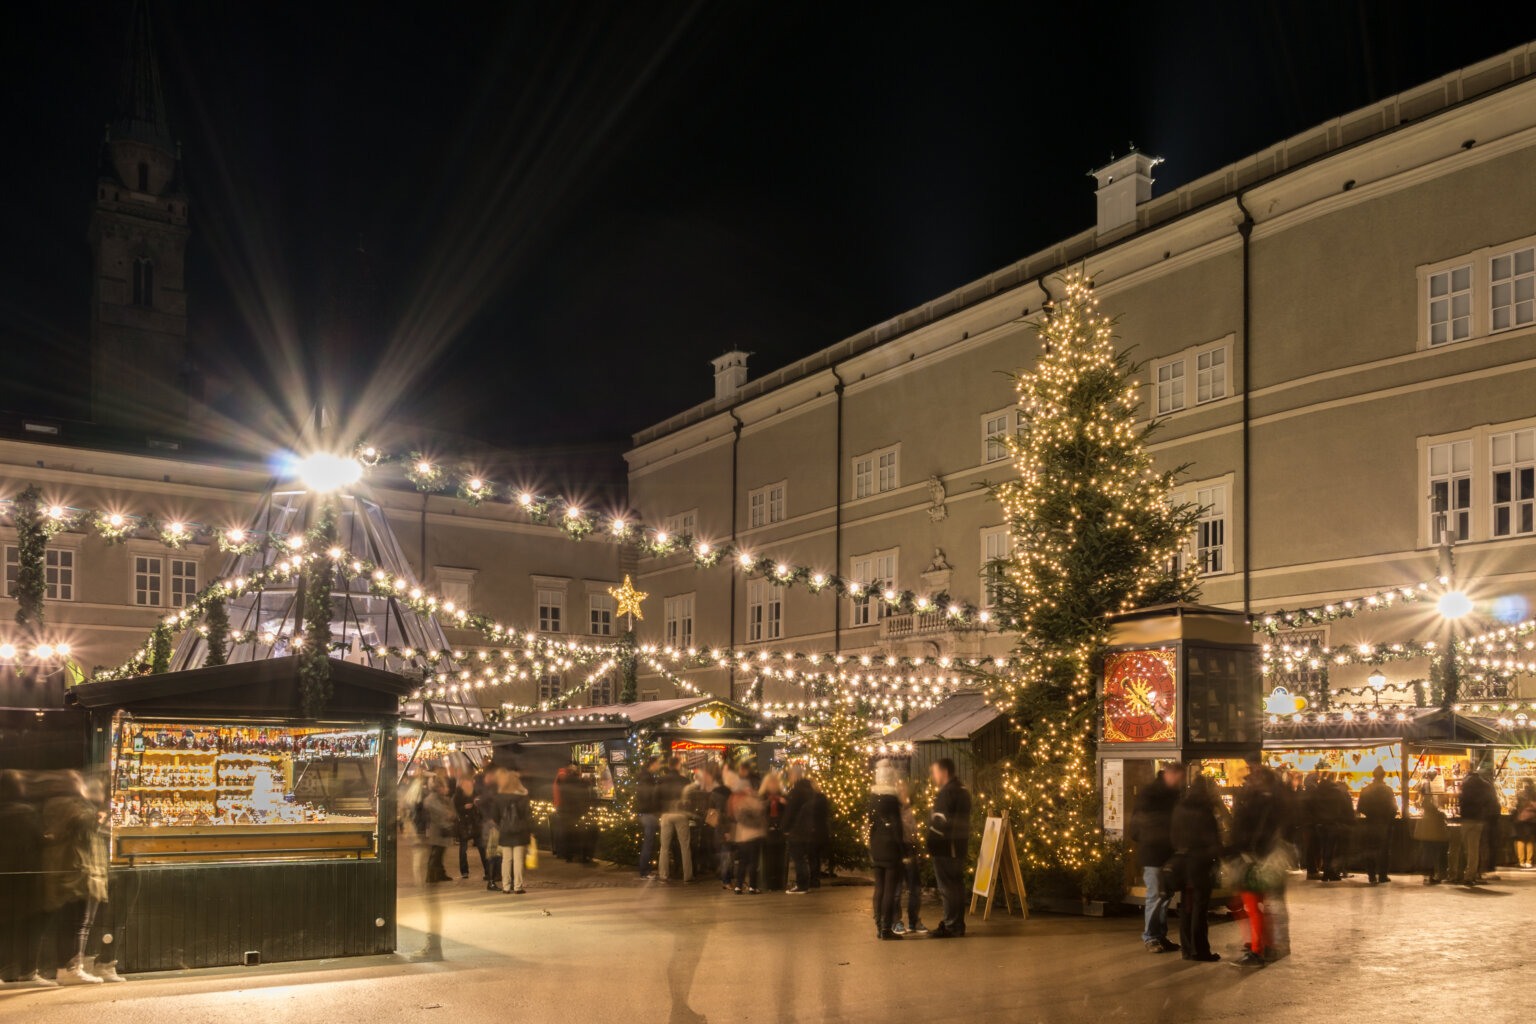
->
xmin=495 ymin=768 xmax=533 ymax=894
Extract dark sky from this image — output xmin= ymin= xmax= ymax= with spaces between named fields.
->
xmin=5 ymin=1 xmax=1536 ymax=455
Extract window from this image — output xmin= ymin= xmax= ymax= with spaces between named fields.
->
xmin=640 ymin=689 xmax=659 ymax=702
xmin=748 ymin=483 xmax=787 ymax=528
xmin=1491 ymin=247 xmax=1536 ymax=333
xmin=1194 ymin=485 xmax=1227 ymax=575
xmin=854 ymin=446 xmax=899 ymax=499
xmin=132 ymin=257 xmax=154 ymax=308
xmin=436 ymin=567 xmax=476 ymax=610
xmin=664 ymin=594 xmax=695 ymax=648
xmin=1156 ymin=359 xmax=1186 ymax=414
xmin=746 ymin=581 xmax=781 ymax=642
xmin=589 ymin=678 xmax=613 ymax=706
xmin=981 ymin=527 xmax=1012 ymax=606
xmin=849 ymin=550 xmax=896 ymax=626
xmin=169 ymin=558 xmax=197 ymax=608
xmin=589 ymin=593 xmax=614 ymax=636
xmin=5 ymin=545 xmax=75 ymax=601
xmin=1428 ymin=265 xmax=1472 ymax=346
xmin=538 ymin=673 xmax=563 ymax=702
xmin=1272 ymin=628 xmax=1329 ymax=702
xmin=135 ymin=555 xmax=163 ymax=606
xmin=1196 ymin=348 xmax=1226 ymax=403
xmin=537 ymin=588 xmax=564 ymax=632
xmin=1491 ymin=429 xmax=1536 ymax=538
xmin=1429 ymin=440 xmax=1473 ymax=543
xmin=982 ymin=410 xmax=1015 ymax=463
xmin=665 ymin=509 xmax=698 ymax=538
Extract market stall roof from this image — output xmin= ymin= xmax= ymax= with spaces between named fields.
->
xmin=885 ymin=691 xmax=1001 ymax=744
xmin=1263 ymin=707 xmax=1502 ymax=747
xmin=69 ymin=656 xmax=415 ymax=718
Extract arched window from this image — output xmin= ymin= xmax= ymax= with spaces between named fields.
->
xmin=132 ymin=257 xmax=154 ymax=307
xmin=137 ymin=162 xmax=149 ymax=192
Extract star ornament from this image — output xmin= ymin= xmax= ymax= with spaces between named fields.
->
xmin=609 ymin=575 xmax=647 ymax=621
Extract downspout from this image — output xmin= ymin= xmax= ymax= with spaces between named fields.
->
xmin=728 ymin=409 xmax=744 ymax=699
xmin=1235 ymin=192 xmax=1255 ymax=616
xmin=830 ymin=365 xmax=847 ymax=654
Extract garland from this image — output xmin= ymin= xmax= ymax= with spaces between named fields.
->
xmin=204 ymin=596 xmax=230 ymax=666
xmin=149 ymin=622 xmax=173 ymax=674
xmin=618 ymin=629 xmax=638 ymax=704
xmin=298 ymin=503 xmax=338 ymax=718
xmin=9 ymin=487 xmax=61 ymax=631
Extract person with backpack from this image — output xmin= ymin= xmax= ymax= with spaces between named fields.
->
xmin=868 ymin=761 xmax=908 ymax=939
xmin=494 ymin=768 xmax=533 ymax=894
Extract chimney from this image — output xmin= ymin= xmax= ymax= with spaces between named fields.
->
xmin=1090 ymin=150 xmax=1161 ymax=241
xmin=711 ymin=351 xmax=749 ymax=403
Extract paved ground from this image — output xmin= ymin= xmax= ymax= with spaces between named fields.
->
xmin=5 ymin=847 xmax=1535 ymax=1024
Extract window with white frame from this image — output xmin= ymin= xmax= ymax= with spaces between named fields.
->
xmin=768 ymin=482 xmax=785 ymax=523
xmin=589 ymin=677 xmax=613 ymax=706
xmin=746 ymin=580 xmax=781 ymax=642
xmin=849 ymin=550 xmax=896 ymax=625
xmin=6 ymin=546 xmax=76 ymax=601
xmin=537 ymin=588 xmax=564 ymax=632
xmin=170 ymin=558 xmax=197 ymax=608
xmin=981 ymin=527 xmax=1012 ymax=606
xmin=589 ymin=593 xmax=614 ymax=636
xmin=1491 ymin=247 xmax=1536 ymax=333
xmin=134 ymin=554 xmax=163 ymax=606
xmin=665 ymin=509 xmax=698 ymax=538
xmin=1196 ymin=348 xmax=1227 ymax=403
xmin=747 ymin=580 xmax=766 ymax=641
xmin=748 ymin=484 xmax=785 ymax=528
xmin=1194 ymin=485 xmax=1227 ymax=575
xmin=854 ymin=446 xmax=899 ymax=498
xmin=1156 ymin=359 xmax=1186 ymax=414
xmin=982 ymin=409 xmax=1016 ymax=463
xmin=1491 ymin=429 xmax=1536 ymax=538
xmin=435 ymin=567 xmax=476 ymax=610
xmin=665 ymin=594 xmax=695 ymax=648
xmin=1429 ymin=440 xmax=1473 ymax=543
xmin=1428 ymin=264 xmax=1472 ymax=346
xmin=538 ymin=673 xmax=563 ymax=702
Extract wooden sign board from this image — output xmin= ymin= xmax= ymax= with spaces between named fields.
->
xmin=970 ymin=813 xmax=1028 ymax=921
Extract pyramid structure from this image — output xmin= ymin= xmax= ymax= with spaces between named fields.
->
xmin=171 ymin=485 xmax=482 ymax=725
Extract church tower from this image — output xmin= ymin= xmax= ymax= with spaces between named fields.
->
xmin=89 ymin=0 xmax=191 ymax=432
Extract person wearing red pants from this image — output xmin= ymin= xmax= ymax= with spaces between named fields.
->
xmin=1230 ymin=760 xmax=1286 ymax=968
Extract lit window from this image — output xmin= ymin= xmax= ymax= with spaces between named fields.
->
xmin=1491 ymin=429 xmax=1536 ymax=538
xmin=1156 ymin=360 xmax=1186 ymax=414
xmin=170 ymin=558 xmax=197 ymax=609
xmin=665 ymin=594 xmax=695 ymax=648
xmin=1428 ymin=265 xmax=1472 ymax=345
xmin=589 ymin=593 xmax=614 ymax=636
xmin=1429 ymin=440 xmax=1473 ymax=543
xmin=1491 ymin=247 xmax=1536 ymax=333
xmin=983 ymin=410 xmax=1013 ymax=463
xmin=537 ymin=588 xmax=564 ymax=633
xmin=1196 ymin=348 xmax=1226 ymax=404
xmin=135 ymin=555 xmax=163 ymax=606
xmin=849 ymin=551 xmax=896 ymax=625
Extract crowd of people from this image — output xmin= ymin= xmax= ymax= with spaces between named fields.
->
xmin=0 ymin=769 xmax=124 ymax=988
xmin=1131 ymin=754 xmax=1533 ymax=970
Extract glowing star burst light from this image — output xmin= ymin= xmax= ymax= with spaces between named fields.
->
xmin=1439 ymin=591 xmax=1473 ymax=619
xmin=296 ymin=453 xmax=364 ymax=492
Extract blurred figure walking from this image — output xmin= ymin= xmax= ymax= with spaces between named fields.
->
xmin=1357 ymin=766 xmax=1398 ymax=884
xmin=1169 ymin=774 xmax=1222 ymax=962
xmin=636 ymin=756 xmax=664 ymax=879
xmin=729 ymin=767 xmax=766 ymax=894
xmin=41 ymin=772 xmax=117 ymax=983
xmin=1415 ymin=787 xmax=1450 ymax=884
xmin=868 ymin=762 xmax=907 ymax=939
xmin=0 ymin=771 xmax=53 ymax=987
xmin=784 ymin=765 xmax=819 ymax=893
xmin=494 ymin=768 xmax=532 ymax=894
xmin=1129 ymin=761 xmax=1183 ymax=954
xmin=891 ymin=778 xmax=929 ymax=935
xmin=927 ymin=759 xmax=971 ymax=939
xmin=657 ymin=757 xmax=693 ymax=883
xmin=411 ymin=773 xmax=454 ymax=961
xmin=760 ymin=772 xmax=788 ymax=891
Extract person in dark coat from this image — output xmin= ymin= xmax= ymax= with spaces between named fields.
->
xmin=1300 ymin=771 xmax=1324 ymax=879
xmin=555 ymin=763 xmax=594 ymax=863
xmin=867 ymin=762 xmax=908 ymax=939
xmin=0 ymin=771 xmax=49 ymax=986
xmin=707 ymin=764 xmax=734 ymax=887
xmin=452 ymin=773 xmax=489 ymax=883
xmin=760 ymin=772 xmax=789 ymax=891
xmin=1128 ymin=761 xmax=1184 ymax=953
xmin=1356 ymin=766 xmax=1398 ymax=884
xmin=636 ymin=756 xmax=663 ymax=879
xmin=1169 ymin=773 xmax=1222 ymax=962
xmin=473 ymin=771 xmax=503 ymax=891
xmin=493 ymin=768 xmax=533 ymax=894
xmin=1455 ymin=764 xmax=1498 ymax=885
xmin=810 ymin=782 xmax=833 ymax=878
xmin=928 ymin=758 xmax=972 ymax=938
xmin=1311 ymin=773 xmax=1354 ymax=881
xmin=1229 ymin=764 xmax=1284 ymax=967
xmin=784 ymin=766 xmax=819 ymax=892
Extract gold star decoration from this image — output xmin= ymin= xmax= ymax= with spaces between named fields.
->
xmin=609 ymin=575 xmax=647 ymax=624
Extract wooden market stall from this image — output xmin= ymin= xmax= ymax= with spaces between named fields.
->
xmin=68 ymin=656 xmax=413 ymax=972
xmin=882 ymin=691 xmax=1012 ymax=788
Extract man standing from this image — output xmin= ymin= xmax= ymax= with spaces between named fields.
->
xmin=1455 ymin=763 xmax=1497 ymax=886
xmin=928 ymin=758 xmax=972 ymax=938
xmin=656 ymin=757 xmax=693 ymax=882
xmin=1356 ymin=766 xmax=1398 ymax=884
xmin=1129 ymin=761 xmax=1183 ymax=954
xmin=636 ymin=756 xmax=663 ymax=879
xmin=555 ymin=763 xmax=592 ymax=863
xmin=784 ymin=765 xmax=819 ymax=893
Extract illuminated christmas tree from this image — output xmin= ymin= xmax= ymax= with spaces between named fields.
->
xmin=981 ymin=270 xmax=1199 ymax=891
xmin=792 ymin=701 xmax=871 ymax=869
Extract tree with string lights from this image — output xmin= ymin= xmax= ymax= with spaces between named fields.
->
xmin=979 ymin=270 xmax=1201 ymax=895
xmin=791 ymin=701 xmax=871 ymax=869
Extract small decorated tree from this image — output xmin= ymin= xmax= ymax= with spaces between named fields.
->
xmin=979 ymin=270 xmax=1200 ymax=896
xmin=792 ymin=701 xmax=872 ymax=869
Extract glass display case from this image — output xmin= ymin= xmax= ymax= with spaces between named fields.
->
xmin=107 ymin=718 xmax=383 ymax=865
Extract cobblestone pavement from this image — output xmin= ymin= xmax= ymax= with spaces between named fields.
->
xmin=6 ymin=858 xmax=1534 ymax=1024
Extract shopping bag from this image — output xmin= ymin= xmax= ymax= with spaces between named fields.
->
xmin=526 ymin=836 xmax=540 ymax=870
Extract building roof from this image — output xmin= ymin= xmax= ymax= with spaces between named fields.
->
xmin=113 ymin=0 xmax=175 ymax=153
xmin=885 ymin=691 xmax=1002 ymax=744
xmin=632 ymin=42 xmax=1536 ymax=448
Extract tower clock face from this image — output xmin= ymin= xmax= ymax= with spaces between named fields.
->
xmin=1102 ymin=649 xmax=1177 ymax=744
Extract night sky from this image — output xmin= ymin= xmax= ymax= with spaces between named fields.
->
xmin=5 ymin=1 xmax=1535 ymax=458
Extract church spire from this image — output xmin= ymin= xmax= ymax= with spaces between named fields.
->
xmin=112 ymin=0 xmax=174 ymax=154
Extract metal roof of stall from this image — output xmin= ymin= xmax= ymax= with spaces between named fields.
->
xmin=885 ymin=691 xmax=1001 ymax=744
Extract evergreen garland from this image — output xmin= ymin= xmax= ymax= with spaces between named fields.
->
xmin=299 ymin=502 xmax=338 ymax=719
xmin=150 ymin=622 xmax=173 ymax=674
xmin=617 ymin=630 xmax=638 ymax=704
xmin=978 ymin=271 xmax=1201 ymax=895
xmin=10 ymin=487 xmax=56 ymax=631
xmin=205 ymin=596 xmax=231 ymax=667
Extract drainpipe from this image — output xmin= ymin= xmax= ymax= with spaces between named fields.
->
xmin=728 ymin=409 xmax=743 ymax=699
xmin=830 ymin=365 xmax=847 ymax=654
xmin=1235 ymin=193 xmax=1255 ymax=616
